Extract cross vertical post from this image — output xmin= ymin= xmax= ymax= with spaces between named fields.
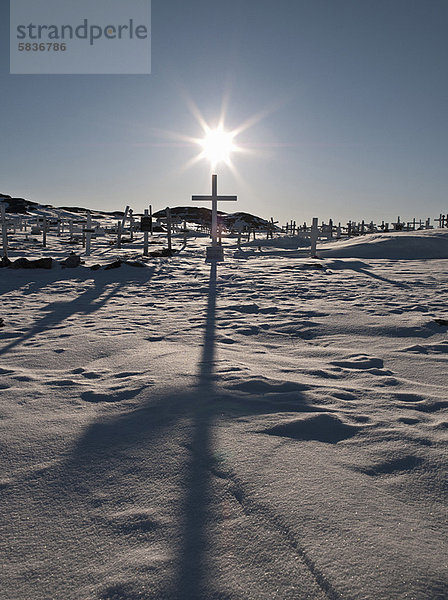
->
xmin=1 ymin=204 xmax=8 ymax=259
xmin=143 ymin=208 xmax=149 ymax=256
xmin=85 ymin=211 xmax=93 ymax=256
xmin=310 ymin=217 xmax=319 ymax=258
xmin=211 ymin=174 xmax=218 ymax=246
xmin=192 ymin=173 xmax=237 ymax=261
xmin=42 ymin=217 xmax=47 ymax=248
xmin=166 ymin=207 xmax=172 ymax=252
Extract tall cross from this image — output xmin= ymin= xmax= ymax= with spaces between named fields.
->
xmin=192 ymin=174 xmax=237 ymax=246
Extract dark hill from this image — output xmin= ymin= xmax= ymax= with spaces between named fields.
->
xmin=153 ymin=206 xmax=273 ymax=230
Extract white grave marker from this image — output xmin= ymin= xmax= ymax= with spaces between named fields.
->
xmin=192 ymin=174 xmax=237 ymax=261
xmin=84 ymin=212 xmax=94 ymax=256
xmin=310 ymin=217 xmax=319 ymax=258
xmin=142 ymin=208 xmax=150 ymax=256
xmin=1 ymin=204 xmax=8 ymax=258
xmin=166 ymin=207 xmax=172 ymax=252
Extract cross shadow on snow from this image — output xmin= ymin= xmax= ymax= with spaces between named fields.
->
xmin=325 ymin=259 xmax=409 ymax=288
xmin=173 ymin=259 xmax=217 ymax=599
xmin=41 ymin=261 xmax=221 ymax=599
xmin=43 ymin=260 xmax=323 ymax=600
xmin=0 ymin=267 xmax=157 ymax=357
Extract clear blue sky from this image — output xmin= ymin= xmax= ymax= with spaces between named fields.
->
xmin=1 ymin=0 xmax=447 ymax=224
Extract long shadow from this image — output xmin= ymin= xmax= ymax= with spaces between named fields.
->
xmin=175 ymin=260 xmax=217 ymax=599
xmin=32 ymin=260 xmax=319 ymax=600
xmin=324 ymin=259 xmax=409 ymax=289
xmin=0 ymin=266 xmax=85 ymax=298
xmin=32 ymin=262 xmax=219 ymax=599
xmin=232 ymin=251 xmax=409 ymax=289
xmin=0 ymin=263 xmax=130 ymax=298
xmin=0 ymin=266 xmax=157 ymax=356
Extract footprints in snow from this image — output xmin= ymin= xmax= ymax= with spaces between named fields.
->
xmin=220 ymin=374 xmax=326 ymax=415
xmin=104 ymin=508 xmax=162 ymax=537
xmin=226 ymin=378 xmax=308 ymax=395
xmin=216 ymin=302 xmax=328 ymax=343
xmin=260 ymin=413 xmax=360 ymax=444
xmin=400 ymin=341 xmax=448 ymax=355
xmin=391 ymin=391 xmax=448 ymax=413
xmin=355 ymin=453 xmax=425 ymax=478
xmin=71 ymin=367 xmax=153 ymax=403
xmin=330 ymin=355 xmax=392 ymax=376
xmin=0 ymin=366 xmax=155 ymax=404
xmin=80 ymin=387 xmax=145 ymax=404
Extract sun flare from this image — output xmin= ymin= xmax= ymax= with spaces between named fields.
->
xmin=152 ymin=90 xmax=280 ymax=178
xmin=199 ymin=127 xmax=236 ymax=168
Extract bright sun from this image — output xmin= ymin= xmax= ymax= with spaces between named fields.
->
xmin=199 ymin=127 xmax=236 ymax=167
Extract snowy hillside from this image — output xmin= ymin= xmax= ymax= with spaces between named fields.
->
xmin=317 ymin=229 xmax=448 ymax=259
xmin=249 ymin=229 xmax=448 ymax=259
xmin=1 ymin=228 xmax=447 ymax=599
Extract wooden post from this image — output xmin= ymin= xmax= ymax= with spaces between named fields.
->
xmin=129 ymin=211 xmax=134 ymax=240
xmin=328 ymin=218 xmax=333 ymax=239
xmin=149 ymin=205 xmax=153 ymax=235
xmin=42 ymin=217 xmax=47 ymax=248
xmin=1 ymin=204 xmax=8 ymax=258
xmin=143 ymin=208 xmax=149 ymax=256
xmin=310 ymin=217 xmax=318 ymax=258
xmin=267 ymin=217 xmax=276 ymax=239
xmin=121 ymin=206 xmax=130 ymax=235
xmin=166 ymin=207 xmax=172 ymax=251
xmin=183 ymin=220 xmax=188 ymax=246
xmin=117 ymin=222 xmax=122 ymax=248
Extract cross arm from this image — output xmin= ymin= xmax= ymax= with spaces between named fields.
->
xmin=192 ymin=195 xmax=237 ymax=202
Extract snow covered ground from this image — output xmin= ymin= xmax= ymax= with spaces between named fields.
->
xmin=1 ymin=227 xmax=447 ymax=599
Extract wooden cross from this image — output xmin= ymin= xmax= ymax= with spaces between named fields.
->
xmin=1 ymin=203 xmax=9 ymax=258
xmin=192 ymin=174 xmax=237 ymax=248
xmin=434 ymin=214 xmax=447 ymax=228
